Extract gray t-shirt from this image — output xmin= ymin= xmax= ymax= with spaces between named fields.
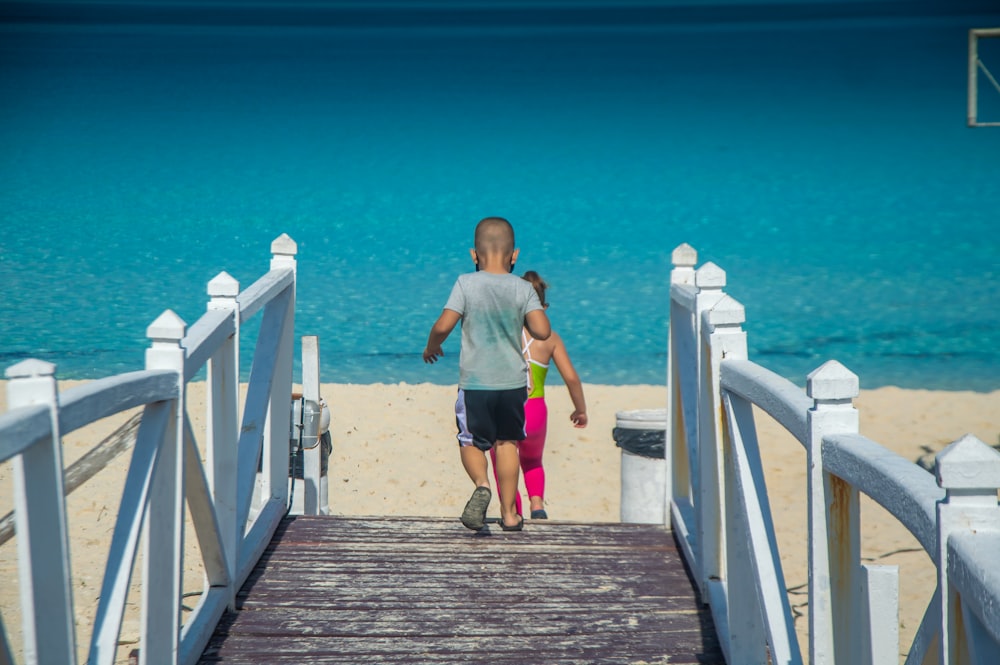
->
xmin=444 ymin=272 xmax=543 ymax=390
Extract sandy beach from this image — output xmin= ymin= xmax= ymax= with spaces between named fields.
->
xmin=1 ymin=381 xmax=998 ymax=663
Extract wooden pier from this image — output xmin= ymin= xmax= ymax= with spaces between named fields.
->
xmin=197 ymin=515 xmax=724 ymax=664
xmin=8 ymin=237 xmax=997 ymax=663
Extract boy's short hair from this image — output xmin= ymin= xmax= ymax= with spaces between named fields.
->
xmin=474 ymin=217 xmax=515 ymax=255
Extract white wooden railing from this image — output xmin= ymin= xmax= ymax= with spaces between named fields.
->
xmin=665 ymin=243 xmax=1000 ymax=665
xmin=0 ymin=234 xmax=299 ymax=665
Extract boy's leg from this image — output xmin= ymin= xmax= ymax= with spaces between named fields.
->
xmin=458 ymin=445 xmax=492 ymax=530
xmin=494 ymin=440 xmax=522 ymax=527
xmin=456 ymin=389 xmax=494 ymax=530
xmin=489 ymin=447 xmax=524 ymax=516
xmin=460 ymin=445 xmax=490 ymax=488
xmin=491 ymin=387 xmax=528 ymax=529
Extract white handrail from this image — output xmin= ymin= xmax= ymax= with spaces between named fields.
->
xmin=947 ymin=531 xmax=1000 ymax=645
xmin=1 ymin=233 xmax=299 ymax=665
xmin=58 ymin=370 xmax=179 ymax=435
xmin=822 ymin=432 xmax=942 ymax=555
xmin=664 ymin=243 xmax=1000 ymax=665
xmin=719 ymin=359 xmax=811 ymax=445
xmin=0 ymin=404 xmax=51 ymax=460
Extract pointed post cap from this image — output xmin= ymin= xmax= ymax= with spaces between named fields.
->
xmin=208 ymin=271 xmax=240 ymax=298
xmin=706 ymin=294 xmax=745 ymax=328
xmin=271 ymin=233 xmax=297 ymax=257
xmin=695 ymin=261 xmax=726 ymax=289
xmin=936 ymin=434 xmax=1000 ymax=491
xmin=5 ymin=358 xmax=56 ymax=380
xmin=146 ymin=309 xmax=186 ymax=342
xmin=671 ymin=243 xmax=697 ymax=268
xmin=806 ymin=360 xmax=859 ymax=401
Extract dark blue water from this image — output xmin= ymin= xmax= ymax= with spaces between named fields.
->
xmin=1 ymin=4 xmax=999 ymax=390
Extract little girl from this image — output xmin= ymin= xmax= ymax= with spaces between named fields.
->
xmin=491 ymin=270 xmax=587 ymax=519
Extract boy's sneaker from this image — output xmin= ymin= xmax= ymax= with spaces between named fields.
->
xmin=461 ymin=487 xmax=491 ymax=530
xmin=530 ymin=509 xmax=548 ymax=520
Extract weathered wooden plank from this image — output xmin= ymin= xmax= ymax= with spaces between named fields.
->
xmin=201 ymin=633 xmax=718 ymax=658
xmin=197 ymin=515 xmax=723 ymax=664
xmin=236 ymin=575 xmax=688 ymax=597
xmin=200 ymin=633 xmax=718 ymax=663
xmin=236 ymin=579 xmax=687 ymax=602
xmin=242 ymin=558 xmax=686 ymax=577
xmin=210 ymin=609 xmax=705 ymax=636
xmin=236 ymin=597 xmax=702 ymax=612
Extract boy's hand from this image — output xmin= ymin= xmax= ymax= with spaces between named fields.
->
xmin=570 ymin=411 xmax=588 ymax=428
xmin=425 ymin=310 xmax=460 ymax=364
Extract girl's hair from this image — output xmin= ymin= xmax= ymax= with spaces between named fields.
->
xmin=522 ymin=270 xmax=548 ymax=308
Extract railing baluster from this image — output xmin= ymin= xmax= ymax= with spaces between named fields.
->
xmin=664 ymin=244 xmax=1000 ymax=664
xmin=2 ymin=234 xmax=298 ymax=665
xmin=805 ymin=360 xmax=860 ymax=665
xmin=934 ymin=434 xmax=1000 ymax=665
xmin=5 ymin=359 xmax=76 ymax=665
xmin=701 ymin=292 xmax=748 ymax=662
xmin=263 ymin=234 xmax=297 ymax=509
xmin=860 ymin=564 xmax=900 ymax=665
xmin=301 ymin=335 xmax=324 ymax=515
xmin=695 ymin=262 xmax=728 ymax=601
xmin=666 ymin=242 xmax=697 ymax=521
xmin=206 ymin=271 xmax=240 ymax=610
xmin=667 ymin=244 xmax=702 ymax=576
xmin=142 ymin=311 xmax=187 ymax=665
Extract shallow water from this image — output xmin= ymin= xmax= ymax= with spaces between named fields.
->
xmin=1 ymin=5 xmax=999 ymax=390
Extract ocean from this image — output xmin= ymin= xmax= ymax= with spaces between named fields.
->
xmin=1 ymin=3 xmax=999 ymax=391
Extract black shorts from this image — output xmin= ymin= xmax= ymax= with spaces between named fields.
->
xmin=455 ymin=387 xmax=528 ymax=451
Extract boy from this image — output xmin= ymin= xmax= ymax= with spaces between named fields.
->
xmin=423 ymin=217 xmax=551 ymax=531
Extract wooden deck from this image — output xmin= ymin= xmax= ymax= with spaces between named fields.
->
xmin=198 ymin=515 xmax=724 ymax=664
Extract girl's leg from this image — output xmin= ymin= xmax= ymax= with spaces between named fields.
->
xmin=520 ymin=397 xmax=548 ymax=512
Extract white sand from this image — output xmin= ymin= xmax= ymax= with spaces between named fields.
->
xmin=1 ymin=382 xmax=998 ymax=664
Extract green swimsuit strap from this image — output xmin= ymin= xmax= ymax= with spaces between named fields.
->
xmin=523 ymin=331 xmax=549 ymax=399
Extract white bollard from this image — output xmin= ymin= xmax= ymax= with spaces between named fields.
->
xmin=616 ymin=409 xmax=667 ymax=524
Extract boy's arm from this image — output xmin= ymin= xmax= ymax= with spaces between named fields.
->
xmin=423 ymin=309 xmax=461 ymax=363
xmin=551 ymin=334 xmax=587 ymax=428
xmin=524 ymin=309 xmax=551 ymax=341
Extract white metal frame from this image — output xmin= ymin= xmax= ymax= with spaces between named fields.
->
xmin=0 ymin=234 xmax=298 ymax=665
xmin=968 ymin=28 xmax=1000 ymax=127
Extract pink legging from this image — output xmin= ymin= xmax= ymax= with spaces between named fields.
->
xmin=491 ymin=397 xmax=547 ymax=515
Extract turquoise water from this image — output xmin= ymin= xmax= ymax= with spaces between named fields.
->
xmin=1 ymin=5 xmax=999 ymax=390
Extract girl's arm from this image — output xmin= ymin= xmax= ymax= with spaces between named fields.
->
xmin=550 ymin=333 xmax=587 ymax=428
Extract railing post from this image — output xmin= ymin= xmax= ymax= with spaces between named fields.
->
xmin=805 ymin=360 xmax=860 ymax=665
xmin=143 ymin=310 xmax=187 ymax=665
xmin=301 ymin=335 xmax=323 ymax=515
xmin=666 ymin=243 xmax=697 ymax=524
xmin=695 ymin=262 xmax=729 ymax=598
xmin=701 ymin=296 xmax=757 ymax=662
xmin=206 ymin=271 xmax=240 ymax=609
xmin=264 ymin=234 xmax=297 ymax=505
xmin=5 ymin=359 xmax=77 ymax=665
xmin=935 ymin=434 xmax=1000 ymax=665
